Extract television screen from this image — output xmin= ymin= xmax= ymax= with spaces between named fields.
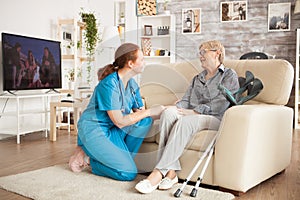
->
xmin=1 ymin=32 xmax=62 ymax=91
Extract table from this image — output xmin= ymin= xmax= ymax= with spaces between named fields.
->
xmin=49 ymin=101 xmax=83 ymax=141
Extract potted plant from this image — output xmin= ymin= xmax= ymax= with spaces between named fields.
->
xmin=65 ymin=68 xmax=75 ymax=90
xmin=119 ymin=12 xmax=125 ymax=24
xmin=64 ymin=41 xmax=74 ymax=55
xmin=163 ymin=0 xmax=170 ymax=14
xmin=80 ymin=9 xmax=100 ymax=84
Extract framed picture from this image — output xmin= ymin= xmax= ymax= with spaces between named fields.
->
xmin=136 ymin=0 xmax=157 ymax=16
xmin=220 ymin=1 xmax=247 ymax=22
xmin=268 ymin=3 xmax=291 ymax=32
xmin=182 ymin=8 xmax=201 ymax=34
xmin=144 ymin=25 xmax=153 ymax=36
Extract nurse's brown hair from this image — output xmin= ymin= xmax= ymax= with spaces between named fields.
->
xmin=98 ymin=43 xmax=140 ymax=81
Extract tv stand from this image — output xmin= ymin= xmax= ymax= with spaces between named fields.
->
xmin=45 ymin=88 xmax=60 ymax=94
xmin=0 ymin=93 xmax=62 ymax=144
xmin=1 ymin=90 xmax=17 ymax=96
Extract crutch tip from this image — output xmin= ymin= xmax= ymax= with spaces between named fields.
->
xmin=174 ymin=189 xmax=182 ymax=198
xmin=190 ymin=188 xmax=197 ymax=197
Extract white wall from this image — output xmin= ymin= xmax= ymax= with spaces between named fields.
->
xmin=0 ymin=0 xmax=116 ymax=91
xmin=0 ymin=0 xmax=138 ymax=139
xmin=0 ymin=0 xmax=115 ymax=36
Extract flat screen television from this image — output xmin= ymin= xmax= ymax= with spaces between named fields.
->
xmin=1 ymin=32 xmax=62 ymax=92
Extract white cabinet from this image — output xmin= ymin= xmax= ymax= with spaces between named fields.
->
xmin=0 ymin=93 xmax=61 ymax=143
xmin=295 ymin=28 xmax=300 ymax=129
xmin=137 ymin=14 xmax=175 ymax=64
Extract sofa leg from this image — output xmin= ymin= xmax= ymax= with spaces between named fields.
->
xmin=276 ymin=169 xmax=286 ymax=175
xmin=218 ymin=187 xmax=245 ymax=196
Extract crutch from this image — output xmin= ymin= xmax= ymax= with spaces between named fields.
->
xmin=190 ymin=143 xmax=215 ymax=197
xmin=174 ymin=133 xmax=219 ymax=198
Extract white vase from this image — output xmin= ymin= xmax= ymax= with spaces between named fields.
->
xmin=163 ymin=10 xmax=170 ymax=15
xmin=66 ymin=47 xmax=73 ymax=55
xmin=68 ymin=81 xmax=75 ymax=90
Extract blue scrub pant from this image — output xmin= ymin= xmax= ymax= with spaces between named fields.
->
xmin=78 ymin=117 xmax=152 ymax=181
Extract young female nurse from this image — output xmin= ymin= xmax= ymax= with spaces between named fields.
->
xmin=69 ymin=43 xmax=165 ymax=181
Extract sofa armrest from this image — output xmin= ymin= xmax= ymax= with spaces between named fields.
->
xmin=214 ymin=105 xmax=293 ymax=192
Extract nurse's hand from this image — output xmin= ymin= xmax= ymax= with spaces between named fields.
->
xmin=149 ymin=105 xmax=166 ymax=119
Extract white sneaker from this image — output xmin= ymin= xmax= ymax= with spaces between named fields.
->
xmin=158 ymin=176 xmax=178 ymax=190
xmin=135 ymin=179 xmax=159 ymax=194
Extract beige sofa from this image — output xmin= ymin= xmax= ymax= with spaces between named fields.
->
xmin=134 ymin=59 xmax=294 ymax=194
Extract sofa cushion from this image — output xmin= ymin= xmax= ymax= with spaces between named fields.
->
xmin=223 ymin=59 xmax=293 ymax=105
xmin=141 ymin=59 xmax=293 ymax=107
xmin=142 ymin=90 xmax=184 ymax=109
xmin=140 ymin=60 xmax=202 ymax=107
xmin=186 ymin=130 xmax=218 ymax=151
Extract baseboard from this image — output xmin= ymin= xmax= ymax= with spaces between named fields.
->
xmin=0 ymin=134 xmax=14 ymax=140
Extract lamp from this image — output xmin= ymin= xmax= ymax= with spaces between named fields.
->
xmin=101 ymin=26 xmax=122 ymax=62
xmin=295 ymin=0 xmax=300 ymax=14
xmin=101 ymin=26 xmax=121 ymax=49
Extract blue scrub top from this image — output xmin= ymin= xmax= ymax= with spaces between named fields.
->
xmin=78 ymin=72 xmax=144 ymax=133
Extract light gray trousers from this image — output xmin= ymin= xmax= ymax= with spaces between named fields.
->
xmin=155 ymin=106 xmax=221 ymax=176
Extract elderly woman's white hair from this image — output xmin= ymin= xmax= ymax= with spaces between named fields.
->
xmin=199 ymin=40 xmax=225 ymax=63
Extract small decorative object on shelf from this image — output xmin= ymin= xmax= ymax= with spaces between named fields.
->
xmin=157 ymin=26 xmax=169 ymax=35
xmin=163 ymin=0 xmax=170 ymax=15
xmin=157 ymin=0 xmax=170 ymax=15
xmin=144 ymin=25 xmax=153 ymax=36
xmin=64 ymin=40 xmax=81 ymax=55
xmin=141 ymin=38 xmax=152 ymax=56
xmin=65 ymin=68 xmax=75 ymax=82
xmin=119 ymin=12 xmax=125 ymax=24
xmin=155 ymin=49 xmax=170 ymax=56
xmin=65 ymin=68 xmax=75 ymax=90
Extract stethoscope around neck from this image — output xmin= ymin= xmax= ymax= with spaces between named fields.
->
xmin=117 ymin=73 xmax=141 ymax=113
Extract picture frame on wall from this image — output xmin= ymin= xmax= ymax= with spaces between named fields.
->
xmin=268 ymin=3 xmax=291 ymax=32
xmin=182 ymin=8 xmax=201 ymax=34
xmin=136 ymin=0 xmax=157 ymax=16
xmin=144 ymin=25 xmax=153 ymax=36
xmin=220 ymin=1 xmax=247 ymax=22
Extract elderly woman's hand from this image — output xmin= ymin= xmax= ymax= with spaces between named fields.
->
xmin=176 ymin=108 xmax=198 ymax=116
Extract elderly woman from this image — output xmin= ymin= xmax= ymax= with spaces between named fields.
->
xmin=135 ymin=40 xmax=240 ymax=194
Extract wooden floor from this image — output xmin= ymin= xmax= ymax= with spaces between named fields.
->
xmin=0 ymin=129 xmax=299 ymax=200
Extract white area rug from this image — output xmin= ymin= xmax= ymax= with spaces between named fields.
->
xmin=0 ymin=165 xmax=235 ymax=200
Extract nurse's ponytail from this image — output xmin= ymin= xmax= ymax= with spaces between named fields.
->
xmin=98 ymin=43 xmax=140 ymax=81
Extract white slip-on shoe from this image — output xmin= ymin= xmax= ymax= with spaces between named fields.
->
xmin=158 ymin=176 xmax=178 ymax=190
xmin=135 ymin=179 xmax=159 ymax=194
